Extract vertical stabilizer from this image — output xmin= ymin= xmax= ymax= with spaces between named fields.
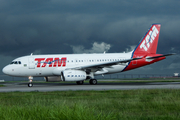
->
xmin=133 ymin=24 xmax=161 ymax=54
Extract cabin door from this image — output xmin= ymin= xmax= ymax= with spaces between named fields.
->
xmin=28 ymin=57 xmax=35 ymax=69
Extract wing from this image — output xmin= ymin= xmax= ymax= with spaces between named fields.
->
xmin=65 ymin=57 xmax=142 ymax=71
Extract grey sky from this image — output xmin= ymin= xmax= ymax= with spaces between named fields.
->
xmin=0 ymin=0 xmax=180 ymax=75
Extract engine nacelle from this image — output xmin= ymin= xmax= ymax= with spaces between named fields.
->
xmin=44 ymin=76 xmax=62 ymax=82
xmin=61 ymin=70 xmax=86 ymax=81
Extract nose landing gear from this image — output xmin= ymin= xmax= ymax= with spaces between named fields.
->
xmin=28 ymin=76 xmax=33 ymax=87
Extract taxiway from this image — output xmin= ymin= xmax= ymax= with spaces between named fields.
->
xmin=0 ymin=81 xmax=180 ymax=92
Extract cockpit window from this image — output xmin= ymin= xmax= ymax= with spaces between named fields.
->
xmin=10 ymin=62 xmax=15 ymax=64
xmin=10 ymin=61 xmax=22 ymax=65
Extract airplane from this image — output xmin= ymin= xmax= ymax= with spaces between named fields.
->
xmin=2 ymin=24 xmax=175 ymax=87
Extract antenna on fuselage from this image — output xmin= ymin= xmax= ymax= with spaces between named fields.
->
xmin=30 ymin=53 xmax=33 ymax=56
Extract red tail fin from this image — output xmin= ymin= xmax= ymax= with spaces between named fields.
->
xmin=134 ymin=24 xmax=161 ymax=54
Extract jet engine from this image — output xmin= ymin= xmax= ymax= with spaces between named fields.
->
xmin=61 ymin=70 xmax=86 ymax=81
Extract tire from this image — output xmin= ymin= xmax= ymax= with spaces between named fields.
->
xmin=28 ymin=83 xmax=33 ymax=87
xmin=76 ymin=81 xmax=84 ymax=85
xmin=89 ymin=79 xmax=97 ymax=85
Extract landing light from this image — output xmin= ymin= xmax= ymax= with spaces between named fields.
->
xmin=29 ymin=76 xmax=33 ymax=80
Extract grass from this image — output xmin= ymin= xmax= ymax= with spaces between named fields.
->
xmin=0 ymin=89 xmax=180 ymax=119
xmin=96 ymin=79 xmax=180 ymax=83
xmin=0 ymin=85 xmax=4 ymax=87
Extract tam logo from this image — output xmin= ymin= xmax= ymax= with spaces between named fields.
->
xmin=140 ymin=26 xmax=159 ymax=51
xmin=35 ymin=57 xmax=67 ymax=68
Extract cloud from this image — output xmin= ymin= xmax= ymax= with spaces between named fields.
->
xmin=0 ymin=0 xmax=180 ymax=75
xmin=125 ymin=45 xmax=136 ymax=53
xmin=167 ymin=63 xmax=180 ymax=69
xmin=71 ymin=42 xmax=111 ymax=53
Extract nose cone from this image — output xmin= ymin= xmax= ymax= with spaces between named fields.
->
xmin=2 ymin=66 xmax=10 ymax=75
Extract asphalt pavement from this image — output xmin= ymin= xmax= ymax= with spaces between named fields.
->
xmin=1 ymin=81 xmax=180 ymax=92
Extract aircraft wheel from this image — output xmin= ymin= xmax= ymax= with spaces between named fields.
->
xmin=28 ymin=83 xmax=33 ymax=87
xmin=76 ymin=81 xmax=84 ymax=85
xmin=89 ymin=79 xmax=97 ymax=85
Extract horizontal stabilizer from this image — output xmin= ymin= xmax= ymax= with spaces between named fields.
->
xmin=146 ymin=53 xmax=176 ymax=59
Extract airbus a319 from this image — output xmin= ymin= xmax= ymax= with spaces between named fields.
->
xmin=2 ymin=24 xmax=175 ymax=87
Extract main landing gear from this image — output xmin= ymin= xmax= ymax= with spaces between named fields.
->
xmin=89 ymin=79 xmax=97 ymax=85
xmin=76 ymin=79 xmax=97 ymax=85
xmin=28 ymin=76 xmax=33 ymax=87
xmin=76 ymin=81 xmax=84 ymax=85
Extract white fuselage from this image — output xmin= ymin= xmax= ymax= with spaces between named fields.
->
xmin=3 ymin=53 xmax=132 ymax=77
